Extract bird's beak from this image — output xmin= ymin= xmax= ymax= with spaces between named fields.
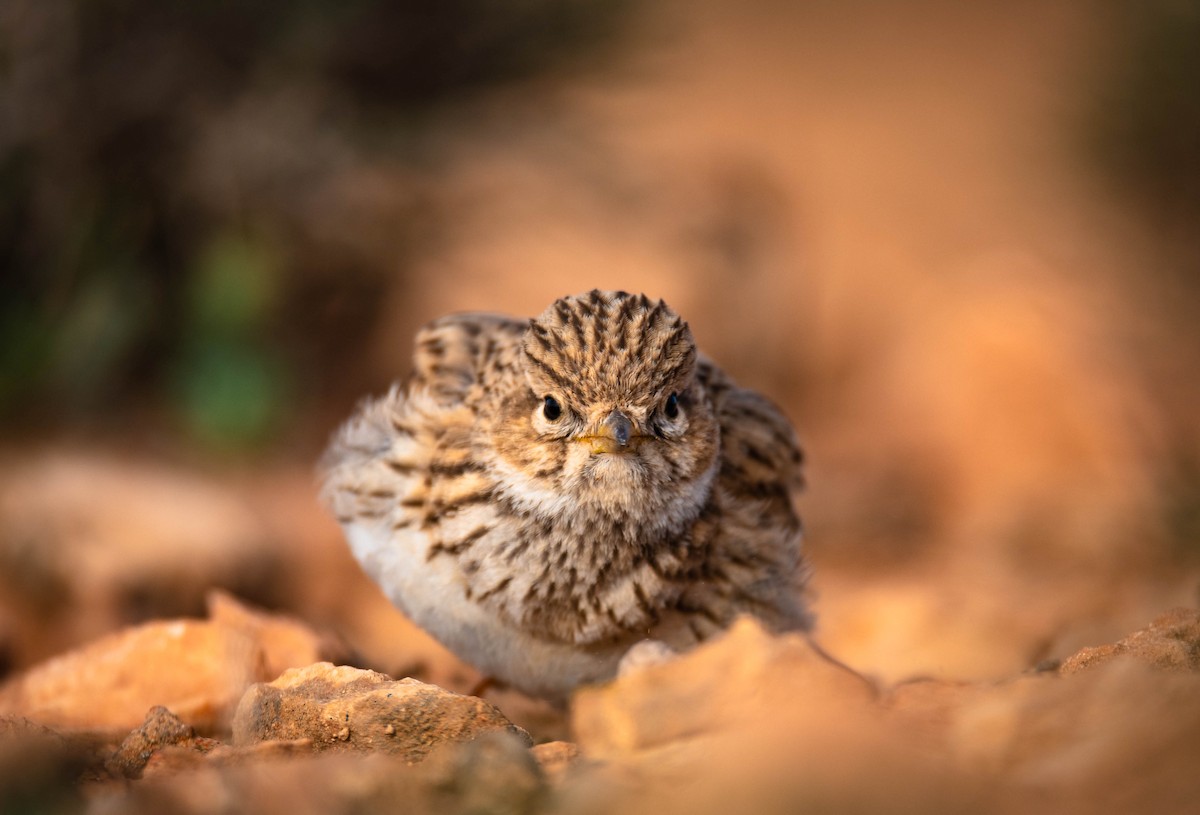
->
xmin=588 ymin=410 xmax=635 ymax=454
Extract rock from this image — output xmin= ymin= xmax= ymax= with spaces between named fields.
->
xmin=232 ymin=663 xmax=531 ymax=762
xmin=89 ymin=731 xmax=545 ymax=815
xmin=1059 ymin=608 xmax=1200 ymax=675
xmin=205 ymin=591 xmax=343 ymax=683
xmin=91 ymin=712 xmax=544 ymax=814
xmin=88 ymin=747 xmax=540 ymax=815
xmin=977 ymin=659 xmax=1200 ymax=813
xmin=141 ymin=737 xmax=313 ymax=779
xmin=573 ymin=616 xmax=877 ymax=759
xmin=0 ymin=597 xmax=335 ymax=734
xmin=427 ymin=731 xmax=545 ymax=815
xmin=87 ymin=753 xmax=401 ymax=815
xmin=571 ymin=617 xmax=976 ymax=815
xmin=0 ymin=715 xmax=96 ymax=812
xmin=0 ymin=619 xmax=252 ymax=734
xmin=884 ymin=618 xmax=1200 ymax=812
xmin=46 ymin=609 xmax=1200 ymax=815
xmin=885 ymin=676 xmax=990 ymax=750
xmin=105 ymin=706 xmax=221 ymax=779
xmin=530 ymin=740 xmax=582 ymax=785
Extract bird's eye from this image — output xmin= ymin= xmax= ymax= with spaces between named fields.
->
xmin=664 ymin=392 xmax=679 ymax=420
xmin=543 ymin=395 xmax=562 ymax=421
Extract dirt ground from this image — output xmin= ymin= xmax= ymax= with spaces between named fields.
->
xmin=2 ymin=1 xmax=1199 ymax=812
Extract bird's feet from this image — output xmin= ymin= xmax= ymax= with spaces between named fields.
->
xmin=617 ymin=638 xmax=677 ymax=678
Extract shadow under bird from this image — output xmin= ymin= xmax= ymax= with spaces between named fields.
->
xmin=322 ymin=289 xmax=810 ymax=702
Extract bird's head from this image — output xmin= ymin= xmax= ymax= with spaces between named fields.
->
xmin=505 ymin=290 xmax=719 ymax=518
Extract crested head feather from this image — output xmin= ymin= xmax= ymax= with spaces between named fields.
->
xmin=523 ymin=290 xmax=697 ymax=406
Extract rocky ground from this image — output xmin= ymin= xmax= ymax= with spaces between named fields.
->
xmin=1 ymin=450 xmax=1199 ymax=815
xmin=2 ymin=593 xmax=1199 ymax=814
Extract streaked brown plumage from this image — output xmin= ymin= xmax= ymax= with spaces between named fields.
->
xmin=322 ymin=290 xmax=810 ymax=701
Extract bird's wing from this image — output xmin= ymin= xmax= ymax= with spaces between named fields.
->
xmin=678 ymin=359 xmax=810 ymax=634
xmin=701 ymin=359 xmax=805 ymax=492
xmin=320 ymin=312 xmax=525 ymax=521
xmin=408 ymin=312 xmax=529 ymax=405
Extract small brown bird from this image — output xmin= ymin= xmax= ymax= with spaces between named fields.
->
xmin=322 ymin=290 xmax=809 ymax=702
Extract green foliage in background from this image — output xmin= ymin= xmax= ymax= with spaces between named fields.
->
xmin=0 ymin=0 xmax=637 ymax=447
xmin=170 ymin=234 xmax=288 ymax=448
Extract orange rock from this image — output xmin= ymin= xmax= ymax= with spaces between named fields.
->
xmin=205 ymin=591 xmax=339 ymax=683
xmin=885 ymin=615 xmax=1200 ymax=810
xmin=0 ymin=620 xmax=253 ymax=734
xmin=1059 ymin=608 xmax=1200 ymax=675
xmin=530 ymin=740 xmax=582 ymax=784
xmin=0 ymin=597 xmax=335 ymax=734
xmin=232 ymin=663 xmax=531 ymax=763
xmin=571 ymin=617 xmax=975 ymax=815
xmin=572 ymin=616 xmax=878 ymax=759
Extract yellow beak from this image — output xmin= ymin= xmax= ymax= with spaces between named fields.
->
xmin=584 ymin=411 xmax=637 ymax=454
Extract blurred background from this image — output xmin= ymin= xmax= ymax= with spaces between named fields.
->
xmin=1 ymin=0 xmax=1198 ymax=693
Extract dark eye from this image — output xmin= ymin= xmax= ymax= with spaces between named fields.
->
xmin=543 ymin=395 xmax=562 ymax=421
xmin=664 ymin=392 xmax=679 ymax=419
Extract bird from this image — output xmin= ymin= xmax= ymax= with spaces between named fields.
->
xmin=321 ymin=289 xmax=810 ymax=703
